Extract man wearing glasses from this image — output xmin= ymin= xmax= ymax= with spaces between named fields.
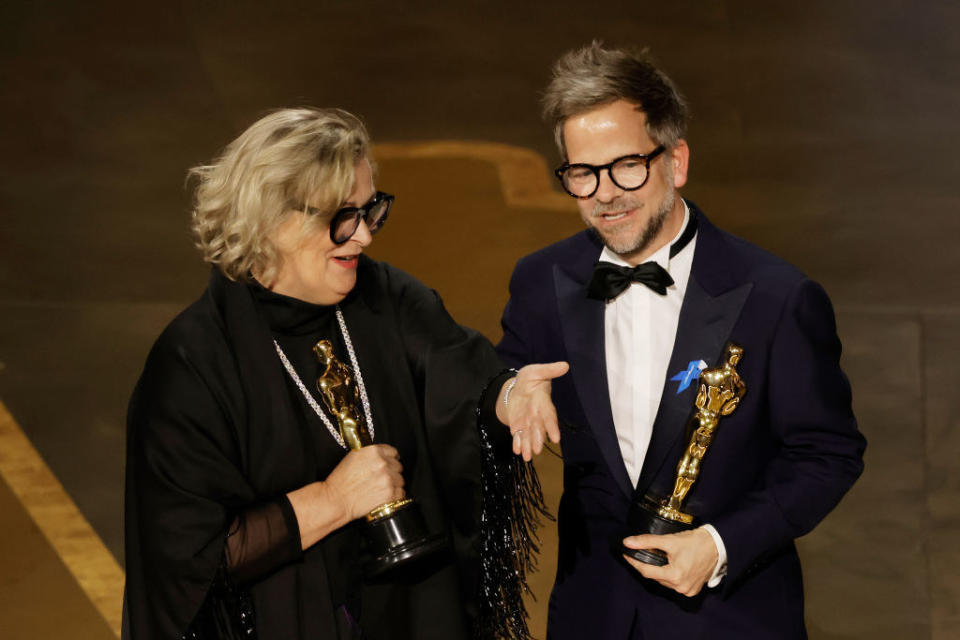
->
xmin=496 ymin=43 xmax=865 ymax=638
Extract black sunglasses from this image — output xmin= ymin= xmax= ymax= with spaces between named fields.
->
xmin=305 ymin=191 xmax=394 ymax=245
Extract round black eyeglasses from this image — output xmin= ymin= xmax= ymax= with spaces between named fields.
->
xmin=305 ymin=191 xmax=394 ymax=245
xmin=555 ymin=146 xmax=666 ymax=199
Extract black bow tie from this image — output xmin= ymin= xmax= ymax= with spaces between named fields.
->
xmin=586 ymin=205 xmax=698 ymax=301
xmin=587 ymin=261 xmax=674 ymax=301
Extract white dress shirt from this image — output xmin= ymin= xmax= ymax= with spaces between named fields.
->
xmin=601 ymin=201 xmax=728 ymax=587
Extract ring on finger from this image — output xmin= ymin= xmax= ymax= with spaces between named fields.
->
xmin=512 ymin=429 xmax=524 ymax=437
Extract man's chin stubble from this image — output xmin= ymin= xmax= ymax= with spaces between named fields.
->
xmin=588 ymin=201 xmax=670 ymax=258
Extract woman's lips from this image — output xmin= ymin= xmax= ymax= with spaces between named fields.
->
xmin=332 ymin=254 xmax=359 ymax=269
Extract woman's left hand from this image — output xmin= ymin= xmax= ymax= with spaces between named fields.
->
xmin=496 ymin=362 xmax=569 ymax=461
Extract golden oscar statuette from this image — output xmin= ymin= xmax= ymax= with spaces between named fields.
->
xmin=623 ymin=342 xmax=746 ymax=566
xmin=313 ymin=340 xmax=447 ymax=578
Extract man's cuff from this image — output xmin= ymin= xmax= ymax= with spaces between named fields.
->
xmin=700 ymin=523 xmax=728 ymax=588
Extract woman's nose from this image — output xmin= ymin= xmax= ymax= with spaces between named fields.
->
xmin=351 ymin=219 xmax=373 ymax=247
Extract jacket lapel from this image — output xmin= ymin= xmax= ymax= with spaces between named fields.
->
xmin=635 ymin=208 xmax=753 ymax=497
xmin=555 ymin=259 xmax=634 ymax=498
xmin=635 ymin=276 xmax=752 ymax=495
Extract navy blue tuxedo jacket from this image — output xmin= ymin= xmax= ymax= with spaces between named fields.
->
xmin=496 ymin=204 xmax=865 ymax=639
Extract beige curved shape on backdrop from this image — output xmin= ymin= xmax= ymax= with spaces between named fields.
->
xmin=374 ymin=140 xmax=572 ymax=211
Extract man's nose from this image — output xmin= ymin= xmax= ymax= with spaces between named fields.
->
xmin=593 ymin=168 xmax=623 ymax=203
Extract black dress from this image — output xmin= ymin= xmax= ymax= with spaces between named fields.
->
xmin=123 ymin=256 xmax=507 ymax=640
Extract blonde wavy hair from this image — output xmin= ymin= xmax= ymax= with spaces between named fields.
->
xmin=189 ymin=107 xmax=371 ymax=282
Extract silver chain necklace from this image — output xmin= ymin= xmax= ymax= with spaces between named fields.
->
xmin=273 ymin=307 xmax=375 ymax=450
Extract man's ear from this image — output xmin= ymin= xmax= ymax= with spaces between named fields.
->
xmin=671 ymin=140 xmax=690 ymax=189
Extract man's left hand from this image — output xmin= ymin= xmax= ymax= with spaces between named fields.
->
xmin=622 ymin=528 xmax=717 ymax=597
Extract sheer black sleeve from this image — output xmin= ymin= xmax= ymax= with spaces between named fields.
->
xmin=223 ymin=496 xmax=303 ymax=586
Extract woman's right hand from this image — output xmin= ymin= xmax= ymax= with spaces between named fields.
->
xmin=324 ymin=444 xmax=405 ymax=521
xmin=288 ymin=444 xmax=405 ymax=550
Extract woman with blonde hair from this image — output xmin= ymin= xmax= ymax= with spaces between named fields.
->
xmin=123 ymin=108 xmax=566 ymax=639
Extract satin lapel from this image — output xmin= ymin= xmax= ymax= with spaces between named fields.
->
xmin=554 ymin=263 xmax=634 ymax=498
xmin=635 ymin=274 xmax=752 ymax=496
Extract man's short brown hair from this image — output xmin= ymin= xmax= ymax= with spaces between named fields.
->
xmin=543 ymin=41 xmax=689 ymax=159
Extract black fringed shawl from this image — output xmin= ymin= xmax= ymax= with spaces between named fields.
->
xmin=475 ymin=372 xmax=554 ymax=640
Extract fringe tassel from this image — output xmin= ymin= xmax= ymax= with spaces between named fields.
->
xmin=475 ymin=375 xmax=554 ymax=640
xmin=182 ymin=561 xmax=257 ymax=639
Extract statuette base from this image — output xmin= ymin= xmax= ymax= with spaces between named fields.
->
xmin=363 ymin=499 xmax=448 ymax=579
xmin=621 ymin=496 xmax=695 ymax=567
xmin=366 ymin=498 xmax=413 ymax=523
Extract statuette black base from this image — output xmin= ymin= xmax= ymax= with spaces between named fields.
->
xmin=621 ymin=496 xmax=694 ymax=566
xmin=363 ymin=501 xmax=448 ymax=579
